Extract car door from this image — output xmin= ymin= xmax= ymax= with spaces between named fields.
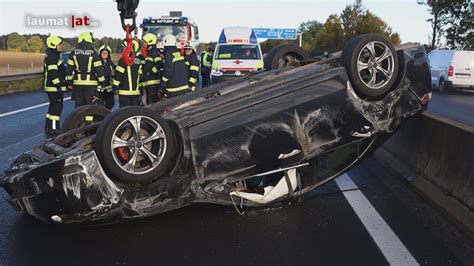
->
xmin=188 ymin=67 xmax=374 ymax=184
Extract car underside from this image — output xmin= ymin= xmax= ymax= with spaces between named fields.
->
xmin=0 ymin=35 xmax=432 ymax=224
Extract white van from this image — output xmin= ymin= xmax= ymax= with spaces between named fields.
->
xmin=211 ymin=27 xmax=264 ymax=84
xmin=427 ymin=50 xmax=474 ymax=92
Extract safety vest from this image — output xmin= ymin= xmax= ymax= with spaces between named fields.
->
xmin=202 ymin=52 xmax=212 ymax=68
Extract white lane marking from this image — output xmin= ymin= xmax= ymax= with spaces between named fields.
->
xmin=0 ymin=133 xmax=44 ymax=153
xmin=336 ymin=174 xmax=419 ymax=266
xmin=0 ymin=97 xmax=71 ymax=118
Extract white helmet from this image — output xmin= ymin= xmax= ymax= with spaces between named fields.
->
xmin=163 ymin=34 xmax=177 ymax=47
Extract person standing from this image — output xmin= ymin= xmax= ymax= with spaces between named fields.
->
xmin=97 ymin=44 xmax=116 ymax=109
xmin=43 ymin=36 xmax=67 ymax=137
xmin=184 ymin=42 xmax=199 ymax=91
xmin=66 ymin=31 xmax=105 ymax=107
xmin=200 ymin=46 xmax=213 ymax=88
xmin=159 ymin=34 xmax=190 ymax=98
xmin=141 ymin=33 xmax=163 ymax=104
xmin=112 ymin=39 xmax=143 ymax=107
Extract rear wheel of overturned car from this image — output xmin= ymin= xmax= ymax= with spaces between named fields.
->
xmin=94 ymin=107 xmax=177 ymax=184
xmin=62 ymin=105 xmax=111 ymax=132
xmin=264 ymin=44 xmax=310 ymax=70
xmin=342 ymin=34 xmax=399 ymax=99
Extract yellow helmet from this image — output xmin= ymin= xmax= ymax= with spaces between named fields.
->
xmin=122 ymin=39 xmax=140 ymax=52
xmin=78 ymin=31 xmax=94 ymax=44
xmin=46 ymin=36 xmax=63 ymax=49
xmin=142 ymin=33 xmax=157 ymax=46
xmin=99 ymin=44 xmax=112 ymax=54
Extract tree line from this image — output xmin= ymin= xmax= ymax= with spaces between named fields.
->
xmin=0 ymin=33 xmax=125 ymax=54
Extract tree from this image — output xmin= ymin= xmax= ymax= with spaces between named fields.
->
xmin=444 ymin=0 xmax=472 ymax=49
xmin=298 ymin=20 xmax=324 ymax=51
xmin=419 ymin=0 xmax=473 ymax=49
xmin=25 ymin=36 xmax=44 ymax=53
xmin=314 ymin=15 xmax=345 ymax=52
xmin=418 ymin=0 xmax=449 ymax=49
xmin=314 ymin=1 xmax=401 ymax=52
xmin=62 ymin=42 xmax=73 ymax=52
xmin=6 ymin=32 xmax=26 ymax=52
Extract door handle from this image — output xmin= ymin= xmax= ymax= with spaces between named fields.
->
xmin=352 ymin=131 xmax=372 ymax=138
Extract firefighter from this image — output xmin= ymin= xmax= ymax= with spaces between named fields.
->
xmin=200 ymin=46 xmax=213 ymax=88
xmin=141 ymin=33 xmax=163 ymax=104
xmin=43 ymin=36 xmax=67 ymax=137
xmin=66 ymin=31 xmax=106 ymax=108
xmin=113 ymin=39 xmax=143 ymax=107
xmin=159 ymin=34 xmax=190 ymax=98
xmin=184 ymin=42 xmax=199 ymax=91
xmin=97 ymin=44 xmax=116 ymax=109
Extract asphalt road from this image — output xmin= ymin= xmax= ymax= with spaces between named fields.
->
xmin=428 ymin=90 xmax=474 ymax=127
xmin=0 ymin=91 xmax=472 ymax=266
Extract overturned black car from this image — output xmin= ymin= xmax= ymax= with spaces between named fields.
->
xmin=0 ymin=35 xmax=432 ymax=224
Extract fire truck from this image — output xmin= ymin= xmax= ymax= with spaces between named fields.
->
xmin=140 ymin=11 xmax=199 ymax=50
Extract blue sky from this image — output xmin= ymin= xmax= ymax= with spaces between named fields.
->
xmin=0 ymin=0 xmax=432 ymax=44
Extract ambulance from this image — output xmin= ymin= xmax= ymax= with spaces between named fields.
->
xmin=211 ymin=27 xmax=264 ymax=84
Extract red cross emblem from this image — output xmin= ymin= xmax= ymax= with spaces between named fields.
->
xmin=233 ymin=60 xmax=243 ymax=65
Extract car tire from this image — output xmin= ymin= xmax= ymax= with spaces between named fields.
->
xmin=62 ymin=105 xmax=111 ymax=132
xmin=94 ymin=107 xmax=177 ymax=184
xmin=264 ymin=44 xmax=310 ymax=70
xmin=342 ymin=34 xmax=399 ymax=99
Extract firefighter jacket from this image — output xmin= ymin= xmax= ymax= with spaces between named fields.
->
xmin=141 ymin=46 xmax=163 ymax=88
xmin=112 ymin=55 xmax=143 ymax=96
xmin=100 ymin=59 xmax=116 ymax=92
xmin=66 ymin=42 xmax=106 ymax=88
xmin=161 ymin=47 xmax=189 ymax=93
xmin=43 ymin=48 xmax=67 ymax=92
xmin=185 ymin=51 xmax=200 ymax=91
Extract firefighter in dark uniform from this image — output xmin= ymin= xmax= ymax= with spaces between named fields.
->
xmin=43 ymin=36 xmax=67 ymax=137
xmin=97 ymin=44 xmax=116 ymax=109
xmin=184 ymin=42 xmax=199 ymax=91
xmin=159 ymin=34 xmax=190 ymax=98
xmin=141 ymin=33 xmax=163 ymax=104
xmin=66 ymin=31 xmax=106 ymax=107
xmin=200 ymin=46 xmax=213 ymax=88
xmin=113 ymin=39 xmax=143 ymax=107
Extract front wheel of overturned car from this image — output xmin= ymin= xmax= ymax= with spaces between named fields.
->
xmin=342 ymin=34 xmax=399 ymax=99
xmin=94 ymin=107 xmax=177 ymax=184
xmin=62 ymin=105 xmax=111 ymax=132
xmin=264 ymin=44 xmax=310 ymax=70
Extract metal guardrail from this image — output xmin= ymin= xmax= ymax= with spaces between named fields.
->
xmin=0 ymin=71 xmax=43 ymax=83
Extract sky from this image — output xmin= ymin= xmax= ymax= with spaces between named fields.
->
xmin=0 ymin=0 xmax=432 ymax=44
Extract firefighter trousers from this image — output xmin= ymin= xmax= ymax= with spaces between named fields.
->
xmin=119 ymin=95 xmax=142 ymax=108
xmin=74 ymin=85 xmax=97 ymax=108
xmin=45 ymin=92 xmax=63 ymax=135
xmin=201 ymin=69 xmax=211 ymax=88
xmin=97 ymin=91 xmax=115 ymax=110
xmin=145 ymin=86 xmax=160 ymax=105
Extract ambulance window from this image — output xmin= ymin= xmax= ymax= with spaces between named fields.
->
xmin=216 ymin=44 xmax=261 ymax=60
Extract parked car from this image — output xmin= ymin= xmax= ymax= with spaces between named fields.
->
xmin=0 ymin=34 xmax=432 ymax=224
xmin=427 ymin=50 xmax=474 ymax=92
